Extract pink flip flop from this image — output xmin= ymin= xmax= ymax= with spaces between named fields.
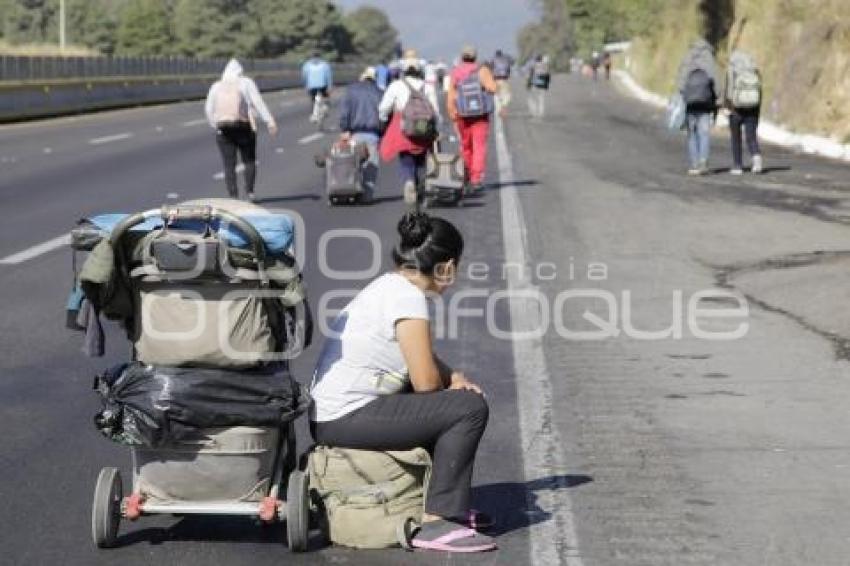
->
xmin=411 ymin=521 xmax=497 ymax=553
xmin=466 ymin=509 xmax=495 ymax=531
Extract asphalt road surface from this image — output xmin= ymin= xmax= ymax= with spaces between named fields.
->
xmin=1 ymin=75 xmax=849 ymax=565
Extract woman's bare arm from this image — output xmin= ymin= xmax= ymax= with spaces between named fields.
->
xmin=396 ymin=318 xmax=443 ymax=392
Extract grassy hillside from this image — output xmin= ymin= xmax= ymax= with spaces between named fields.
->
xmin=628 ymin=0 xmax=850 ymax=140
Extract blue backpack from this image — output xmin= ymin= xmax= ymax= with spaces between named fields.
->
xmin=455 ymin=67 xmax=494 ymax=118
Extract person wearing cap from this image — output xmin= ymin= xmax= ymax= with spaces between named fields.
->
xmin=339 ymin=67 xmax=384 ymax=202
xmin=448 ymin=45 xmax=498 ymax=193
xmin=378 ymin=52 xmax=441 ymax=204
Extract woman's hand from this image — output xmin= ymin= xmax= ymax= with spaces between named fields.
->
xmin=449 ymin=371 xmax=484 ymax=395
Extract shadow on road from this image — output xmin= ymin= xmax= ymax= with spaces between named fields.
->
xmin=705 ymin=165 xmax=792 ymax=176
xmin=113 ymin=516 xmax=298 ymax=547
xmin=485 ymin=179 xmax=539 ymax=191
xmin=112 ymin=474 xmax=593 ymax=549
xmin=256 ymin=194 xmax=322 ymax=204
xmin=471 ymin=474 xmax=593 ymax=537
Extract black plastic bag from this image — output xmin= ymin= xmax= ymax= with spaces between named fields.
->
xmin=94 ymin=363 xmax=309 ymax=447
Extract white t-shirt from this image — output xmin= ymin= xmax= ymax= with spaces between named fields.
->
xmin=310 ymin=273 xmax=430 ymax=422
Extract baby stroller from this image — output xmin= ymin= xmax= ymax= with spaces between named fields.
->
xmin=70 ymin=199 xmax=313 ymax=551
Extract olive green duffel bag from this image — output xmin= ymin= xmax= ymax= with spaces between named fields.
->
xmin=307 ymin=446 xmax=432 ymax=549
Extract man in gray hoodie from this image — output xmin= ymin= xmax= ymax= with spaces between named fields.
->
xmin=677 ymin=39 xmax=718 ymax=175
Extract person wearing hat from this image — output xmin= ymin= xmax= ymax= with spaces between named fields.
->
xmin=378 ymin=53 xmax=441 ymax=204
xmin=448 ymin=45 xmax=498 ymax=193
xmin=339 ymin=66 xmax=384 ymax=201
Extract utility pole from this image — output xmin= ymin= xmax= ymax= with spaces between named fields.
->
xmin=59 ymin=0 xmax=66 ymax=53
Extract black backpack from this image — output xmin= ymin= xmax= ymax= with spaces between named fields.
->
xmin=683 ymin=68 xmax=715 ymax=106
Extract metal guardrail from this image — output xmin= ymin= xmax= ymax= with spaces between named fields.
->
xmin=0 ymin=55 xmax=294 ymax=82
xmin=0 ymin=59 xmax=360 ymax=122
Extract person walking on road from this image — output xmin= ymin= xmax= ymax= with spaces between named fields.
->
xmin=339 ymin=66 xmax=384 ymax=202
xmin=526 ymin=54 xmax=551 ymax=119
xmin=378 ymin=52 xmax=441 ymax=205
xmin=602 ymin=51 xmax=612 ymax=80
xmin=310 ymin=211 xmax=496 ymax=553
xmin=375 ymin=62 xmax=390 ymax=91
xmin=448 ymin=45 xmax=498 ymax=193
xmin=302 ymin=52 xmax=333 ymax=123
xmin=677 ymin=39 xmax=719 ymax=176
xmin=722 ymin=50 xmax=764 ymax=175
xmin=204 ymin=58 xmax=277 ymax=202
xmin=491 ymin=49 xmax=514 ymax=116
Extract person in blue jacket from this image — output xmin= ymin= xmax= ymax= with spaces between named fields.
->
xmin=375 ymin=63 xmax=390 ymax=91
xmin=339 ymin=67 xmax=383 ymax=202
xmin=302 ymin=52 xmax=333 ymax=121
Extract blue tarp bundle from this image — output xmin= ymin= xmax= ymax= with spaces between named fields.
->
xmin=83 ymin=212 xmax=295 ymax=255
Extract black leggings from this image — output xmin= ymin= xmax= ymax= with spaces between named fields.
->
xmin=311 ymin=389 xmax=489 ymax=518
xmin=215 ymin=123 xmax=257 ymax=198
xmin=729 ymin=110 xmax=761 ymax=168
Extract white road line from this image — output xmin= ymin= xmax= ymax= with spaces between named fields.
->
xmin=213 ymin=163 xmax=245 ymax=180
xmin=494 ymin=114 xmax=585 ymax=566
xmin=182 ymin=119 xmax=207 ymax=127
xmin=297 ymin=132 xmax=324 ymax=145
xmin=89 ymin=132 xmax=133 ymax=145
xmin=0 ymin=234 xmax=70 ymax=265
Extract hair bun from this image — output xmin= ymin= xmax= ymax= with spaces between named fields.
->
xmin=398 ymin=211 xmax=432 ymax=248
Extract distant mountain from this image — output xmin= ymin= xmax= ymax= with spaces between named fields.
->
xmin=334 ymin=0 xmax=536 ymax=61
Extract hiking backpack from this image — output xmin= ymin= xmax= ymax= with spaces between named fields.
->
xmin=492 ymin=55 xmax=511 ymax=79
xmin=532 ymin=60 xmax=550 ymax=89
xmin=682 ymin=68 xmax=715 ymax=106
xmin=308 ymin=446 xmax=432 ymax=549
xmin=731 ymin=67 xmax=761 ymax=109
xmin=455 ymin=67 xmax=495 ymax=118
xmin=401 ymin=80 xmax=438 ymax=141
xmin=213 ymin=80 xmax=248 ymax=125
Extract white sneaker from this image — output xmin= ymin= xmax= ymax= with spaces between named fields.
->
xmin=751 ymin=155 xmax=763 ymax=174
xmin=729 ymin=168 xmax=743 ymax=176
xmin=687 ymin=168 xmax=701 ymax=176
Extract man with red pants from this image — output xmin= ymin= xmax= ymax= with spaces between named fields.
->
xmin=447 ymin=45 xmax=498 ymax=193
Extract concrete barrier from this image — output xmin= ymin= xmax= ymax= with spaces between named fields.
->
xmin=0 ymin=65 xmax=359 ymax=122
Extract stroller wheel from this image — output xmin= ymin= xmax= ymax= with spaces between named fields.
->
xmin=286 ymin=469 xmax=309 ymax=552
xmin=92 ymin=467 xmax=122 ymax=548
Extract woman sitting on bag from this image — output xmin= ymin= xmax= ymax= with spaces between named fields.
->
xmin=310 ymin=211 xmax=496 ymax=553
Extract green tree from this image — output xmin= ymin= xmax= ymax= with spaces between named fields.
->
xmin=249 ymin=0 xmax=353 ymax=61
xmin=2 ymin=0 xmax=58 ymax=44
xmin=173 ymin=0 xmax=256 ymax=58
xmin=343 ymin=5 xmax=398 ymax=63
xmin=517 ymin=0 xmax=574 ymax=69
xmin=115 ymin=0 xmax=174 ymax=56
xmin=67 ymin=0 xmax=123 ymax=54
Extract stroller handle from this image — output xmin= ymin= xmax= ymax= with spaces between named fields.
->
xmin=109 ymin=205 xmax=267 ymax=263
